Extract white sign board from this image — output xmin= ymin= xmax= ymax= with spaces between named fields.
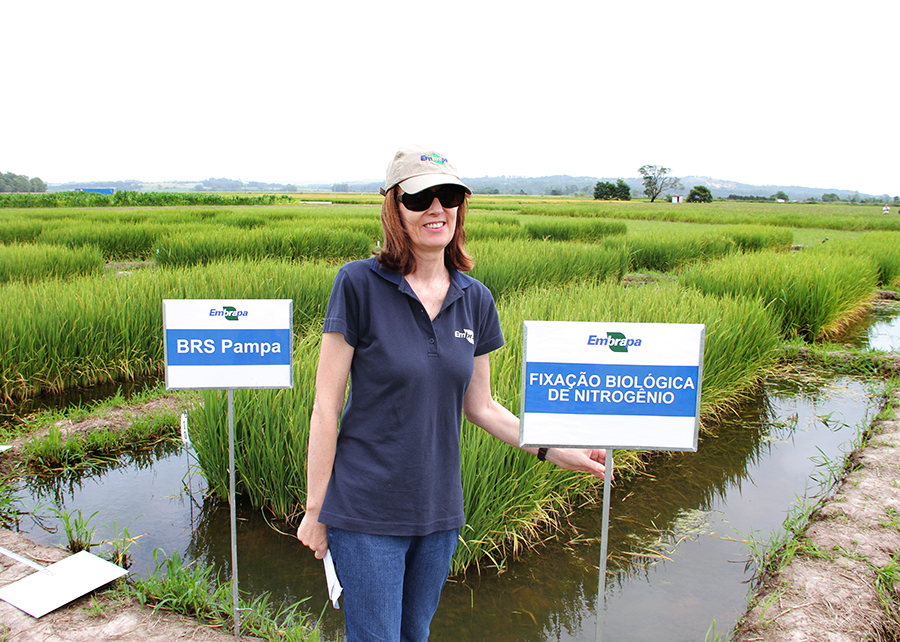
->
xmin=519 ymin=321 xmax=705 ymax=451
xmin=163 ymin=299 xmax=293 ymax=390
xmin=0 ymin=551 xmax=127 ymax=618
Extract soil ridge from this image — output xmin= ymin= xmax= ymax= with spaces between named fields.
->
xmin=731 ymin=389 xmax=900 ymax=641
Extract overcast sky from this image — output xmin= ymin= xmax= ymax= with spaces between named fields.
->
xmin=4 ymin=0 xmax=898 ymax=195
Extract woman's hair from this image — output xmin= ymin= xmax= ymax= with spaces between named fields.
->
xmin=375 ymin=186 xmax=473 ymax=275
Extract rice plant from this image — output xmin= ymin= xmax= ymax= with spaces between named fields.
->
xmin=0 ymin=243 xmax=104 ymax=283
xmin=468 ymin=238 xmax=628 ymax=299
xmin=37 ymin=220 xmax=170 ymax=260
xmin=0 ymin=258 xmax=338 ymax=400
xmin=153 ymin=226 xmax=372 ymax=267
xmin=188 ymin=331 xmax=320 ymax=520
xmin=522 ymin=217 xmax=627 ymax=242
xmin=680 ymin=250 xmax=879 ymax=341
xmin=186 ymin=279 xmax=781 ymax=573
xmin=810 ymin=231 xmax=900 ymax=287
xmin=605 ymin=228 xmax=738 ymax=273
xmin=466 ymin=212 xmax=526 ymax=241
xmin=453 ymin=280 xmax=781 ymax=572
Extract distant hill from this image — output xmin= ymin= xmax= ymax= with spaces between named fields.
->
xmin=46 ymin=175 xmax=890 ymax=202
xmin=460 ymin=175 xmax=884 ymax=202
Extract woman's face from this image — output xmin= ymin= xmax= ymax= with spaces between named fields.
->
xmin=397 ymin=185 xmax=460 ymax=256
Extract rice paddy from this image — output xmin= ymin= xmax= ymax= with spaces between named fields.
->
xmin=0 ymin=196 xmax=896 ymax=576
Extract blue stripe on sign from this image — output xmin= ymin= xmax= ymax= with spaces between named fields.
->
xmin=524 ymin=362 xmax=699 ymax=417
xmin=166 ymin=329 xmax=291 ymax=366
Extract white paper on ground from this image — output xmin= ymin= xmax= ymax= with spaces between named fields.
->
xmin=323 ymin=549 xmax=342 ymax=609
xmin=0 ymin=550 xmax=127 ymax=618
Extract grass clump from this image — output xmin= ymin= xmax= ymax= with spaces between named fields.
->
xmin=21 ymin=411 xmax=180 ymax=473
xmin=127 ymin=550 xmax=322 ymax=641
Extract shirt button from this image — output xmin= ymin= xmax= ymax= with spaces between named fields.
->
xmin=429 ymin=338 xmax=435 ymax=344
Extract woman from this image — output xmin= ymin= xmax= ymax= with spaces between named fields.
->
xmin=296 ymin=146 xmax=607 ymax=642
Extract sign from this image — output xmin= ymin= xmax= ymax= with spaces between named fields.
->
xmin=519 ymin=321 xmax=705 ymax=451
xmin=0 ymin=550 xmax=127 ymax=619
xmin=163 ymin=299 xmax=293 ymax=390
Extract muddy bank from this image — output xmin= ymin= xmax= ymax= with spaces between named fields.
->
xmin=732 ymin=389 xmax=900 ymax=641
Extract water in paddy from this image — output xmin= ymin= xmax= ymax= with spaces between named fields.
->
xmin=8 ymin=368 xmax=881 ymax=642
xmin=837 ymin=300 xmax=900 ymax=352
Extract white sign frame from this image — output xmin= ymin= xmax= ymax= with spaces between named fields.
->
xmin=163 ymin=299 xmax=293 ymax=390
xmin=519 ymin=321 xmax=705 ymax=452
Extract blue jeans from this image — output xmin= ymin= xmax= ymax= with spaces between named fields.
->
xmin=327 ymin=526 xmax=459 ymax=642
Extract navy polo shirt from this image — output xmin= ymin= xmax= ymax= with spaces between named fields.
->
xmin=317 ymin=257 xmax=505 ymax=537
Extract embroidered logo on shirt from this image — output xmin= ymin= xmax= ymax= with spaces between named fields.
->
xmin=455 ymin=328 xmax=474 ymax=344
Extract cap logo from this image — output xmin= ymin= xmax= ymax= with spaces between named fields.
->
xmin=420 ymin=153 xmax=448 ymax=165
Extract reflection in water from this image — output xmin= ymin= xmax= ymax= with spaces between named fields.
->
xmin=838 ymin=301 xmax=900 ymax=352
xmin=9 ymin=371 xmax=879 ymax=642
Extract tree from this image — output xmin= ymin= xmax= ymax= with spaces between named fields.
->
xmin=686 ymin=185 xmax=712 ymax=203
xmin=772 ymin=190 xmax=789 ymax=201
xmin=638 ymin=165 xmax=683 ymax=202
xmin=1 ymin=171 xmax=46 ymax=192
xmin=822 ymin=193 xmax=840 ymax=202
xmin=593 ymin=181 xmax=616 ymax=200
xmin=594 ymin=179 xmax=632 ymax=201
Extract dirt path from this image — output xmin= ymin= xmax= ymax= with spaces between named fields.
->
xmin=731 ymin=388 xmax=900 ymax=641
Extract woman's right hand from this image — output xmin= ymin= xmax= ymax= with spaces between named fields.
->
xmin=296 ymin=512 xmax=329 ymax=560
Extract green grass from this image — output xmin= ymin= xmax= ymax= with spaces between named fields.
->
xmin=21 ymin=411 xmax=180 ymax=473
xmin=126 ymin=550 xmax=322 ymax=641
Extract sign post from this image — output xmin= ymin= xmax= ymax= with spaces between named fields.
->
xmin=163 ymin=299 xmax=293 ymax=637
xmin=519 ymin=321 xmax=705 ymax=642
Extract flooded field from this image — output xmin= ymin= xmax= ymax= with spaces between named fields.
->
xmin=2 ymin=307 xmax=897 ymax=641
xmin=6 ymin=369 xmax=879 ymax=642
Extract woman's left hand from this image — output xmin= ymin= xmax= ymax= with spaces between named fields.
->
xmin=544 ymin=448 xmax=610 ymax=480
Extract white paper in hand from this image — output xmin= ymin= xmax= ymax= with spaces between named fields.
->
xmin=323 ymin=549 xmax=342 ymax=609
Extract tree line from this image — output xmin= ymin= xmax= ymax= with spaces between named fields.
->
xmin=1 ymin=172 xmax=47 ymax=193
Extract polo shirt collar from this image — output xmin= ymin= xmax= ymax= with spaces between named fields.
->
xmin=369 ymin=256 xmax=475 ymax=292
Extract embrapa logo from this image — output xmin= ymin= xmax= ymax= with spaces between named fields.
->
xmin=587 ymin=332 xmax=642 ymax=353
xmin=455 ymin=328 xmax=474 ymax=344
xmin=421 ymin=153 xmax=449 ymax=165
xmin=209 ymin=306 xmax=248 ymax=321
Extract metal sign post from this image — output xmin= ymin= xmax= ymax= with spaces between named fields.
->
xmin=163 ymin=299 xmax=293 ymax=638
xmin=519 ymin=321 xmax=705 ymax=642
xmin=595 ymin=449 xmax=613 ymax=642
xmin=227 ymin=388 xmax=241 ymax=637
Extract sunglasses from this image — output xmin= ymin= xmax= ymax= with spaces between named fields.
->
xmin=399 ymin=185 xmax=466 ymax=212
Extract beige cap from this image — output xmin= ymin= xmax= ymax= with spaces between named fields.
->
xmin=383 ymin=146 xmax=471 ymax=195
